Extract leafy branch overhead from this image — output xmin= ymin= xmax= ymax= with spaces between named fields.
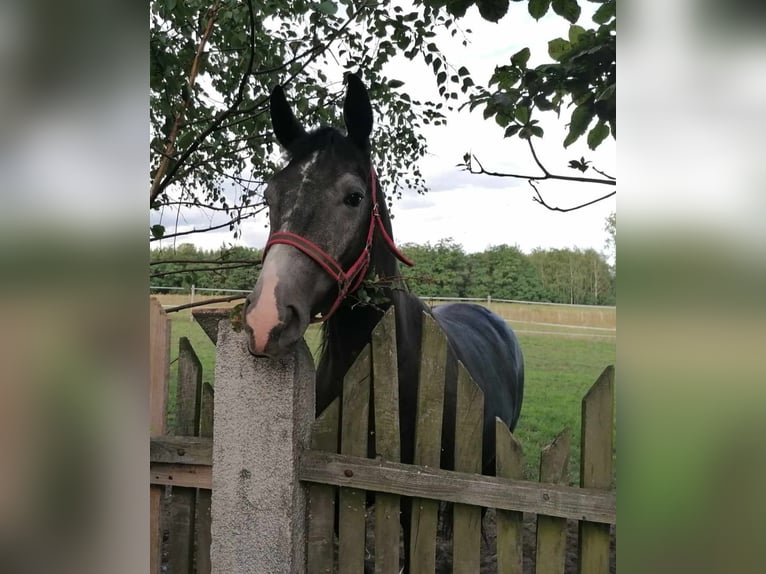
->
xmin=441 ymin=0 xmax=616 ymax=150
xmin=150 ymin=0 xmax=476 ymax=240
xmin=425 ymin=0 xmax=616 ymax=211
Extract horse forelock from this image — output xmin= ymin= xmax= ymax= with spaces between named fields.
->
xmin=283 ymin=126 xmax=368 ymax=172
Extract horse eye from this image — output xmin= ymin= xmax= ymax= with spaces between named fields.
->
xmin=343 ymin=192 xmax=364 ymax=207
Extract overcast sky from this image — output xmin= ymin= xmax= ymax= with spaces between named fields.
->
xmin=152 ymin=4 xmax=616 ymax=257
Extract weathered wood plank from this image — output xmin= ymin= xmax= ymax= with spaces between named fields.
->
xmin=149 ymin=298 xmax=170 ymax=574
xmin=150 ymin=436 xmax=212 ymax=465
xmin=151 ymin=462 xmax=212 ymax=489
xmin=300 ymin=451 xmax=615 ymax=524
xmin=195 ymin=383 xmax=214 ymax=574
xmin=338 ymin=346 xmax=371 ymax=574
xmin=410 ymin=313 xmax=448 ymax=573
xmin=150 ymin=298 xmax=170 ymax=436
xmin=199 ymin=382 xmax=214 ymax=439
xmin=307 ymin=398 xmax=340 ymax=574
xmin=578 ymin=366 xmax=615 ymax=574
xmin=495 ymin=419 xmax=524 ymax=574
xmin=535 ymin=429 xmax=571 ymax=574
xmin=453 ymin=364 xmax=484 ymax=574
xmin=176 ymin=337 xmax=202 ymax=435
xmin=371 ymin=309 xmax=401 ymax=574
xmin=168 ymin=337 xmax=202 ymax=573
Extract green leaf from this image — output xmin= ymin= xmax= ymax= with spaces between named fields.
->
xmin=548 ymin=38 xmax=571 ymax=61
xmin=151 ymin=224 xmax=165 ymax=239
xmin=564 ymin=102 xmax=595 ymax=147
xmin=593 ymin=0 xmax=615 ymax=25
xmin=514 ymin=106 xmax=530 ymax=124
xmin=437 ymin=71 xmax=447 ymax=85
xmin=388 ymin=79 xmax=405 ymax=88
xmin=504 ymin=124 xmax=522 ymax=138
xmin=477 ymin=0 xmax=510 ymax=22
xmin=529 ymin=125 xmax=544 ymax=138
xmin=596 ymin=83 xmax=615 ymax=102
xmin=495 ymin=113 xmax=511 ymax=127
xmin=568 ymin=24 xmax=587 ymax=44
xmin=552 ymin=0 xmax=581 ymax=24
xmin=314 ymin=1 xmax=337 ymax=15
xmin=528 ymin=0 xmax=551 ymax=20
xmin=458 ymin=66 xmax=470 ymax=76
xmin=587 ymin=121 xmax=609 ymax=149
xmin=511 ymin=47 xmax=530 ymax=67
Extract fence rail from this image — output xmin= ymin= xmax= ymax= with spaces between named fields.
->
xmin=150 ymin=285 xmax=616 ymax=310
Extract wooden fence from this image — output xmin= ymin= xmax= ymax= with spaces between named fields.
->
xmin=149 ymin=297 xmax=616 ymax=574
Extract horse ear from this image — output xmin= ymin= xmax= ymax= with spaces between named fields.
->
xmin=343 ymin=73 xmax=373 ymax=150
xmin=270 ymin=85 xmax=305 ymax=150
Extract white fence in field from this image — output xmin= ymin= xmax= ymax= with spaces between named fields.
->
xmin=149 ymin=285 xmax=616 ymax=310
xmin=149 ymin=286 xmax=616 ymax=339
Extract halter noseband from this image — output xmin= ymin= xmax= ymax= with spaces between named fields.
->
xmin=262 ymin=166 xmax=415 ymax=323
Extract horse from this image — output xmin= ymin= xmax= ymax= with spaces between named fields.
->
xmin=243 ymin=73 xmax=524 ymax=572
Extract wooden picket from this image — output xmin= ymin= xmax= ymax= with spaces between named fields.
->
xmin=149 ymin=298 xmax=169 ymax=574
xmin=371 ymin=310 xmax=402 ymax=574
xmin=338 ymin=347 xmax=371 ymax=574
xmin=495 ymin=421 xmax=524 ymax=574
xmin=166 ymin=337 xmax=201 ymax=572
xmin=409 ymin=313 xmax=448 ymax=573
xmin=535 ymin=429 xmax=571 ymax=574
xmin=578 ymin=366 xmax=615 ymax=574
xmin=307 ymin=398 xmax=339 ymax=574
xmin=195 ymin=382 xmax=214 ymax=574
xmin=452 ymin=363 xmax=484 ymax=573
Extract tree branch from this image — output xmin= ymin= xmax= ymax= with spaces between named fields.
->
xmin=149 ymin=1 xmax=222 ymax=205
xmin=528 ymin=180 xmax=616 ymax=213
xmin=469 ymin=143 xmax=615 ymax=186
xmin=463 ymin=138 xmax=616 ymax=211
xmin=592 ymin=167 xmax=615 ymax=180
xmin=150 ymin=262 xmax=259 ymax=279
xmin=150 ymin=212 xmax=257 ymax=242
xmin=150 ymin=259 xmax=258 ymax=266
xmin=153 ymin=0 xmax=259 ymax=203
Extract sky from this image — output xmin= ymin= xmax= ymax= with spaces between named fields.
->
xmin=151 ymin=4 xmax=616 ymax=257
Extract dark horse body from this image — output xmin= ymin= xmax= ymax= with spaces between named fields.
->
xmin=244 ymin=74 xmax=523 ymax=571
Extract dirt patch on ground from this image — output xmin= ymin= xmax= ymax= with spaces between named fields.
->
xmin=363 ymin=506 xmax=616 ymax=573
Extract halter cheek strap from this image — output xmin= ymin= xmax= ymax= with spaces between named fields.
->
xmin=262 ymin=166 xmax=414 ymax=323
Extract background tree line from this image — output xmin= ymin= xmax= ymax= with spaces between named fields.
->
xmin=151 ymin=239 xmax=615 ymax=305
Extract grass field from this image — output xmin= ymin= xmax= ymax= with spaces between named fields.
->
xmin=154 ymin=294 xmax=616 ymax=486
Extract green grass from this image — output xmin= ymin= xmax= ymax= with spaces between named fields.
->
xmin=161 ymin=303 xmax=615 ymax=486
xmin=511 ymin=333 xmax=616 ymax=485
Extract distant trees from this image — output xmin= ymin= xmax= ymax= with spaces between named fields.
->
xmin=528 ymin=247 xmax=614 ymax=305
xmin=150 ymin=243 xmax=261 ymax=292
xmin=150 ymin=240 xmax=615 ymax=305
xmin=396 ymin=240 xmax=614 ymax=305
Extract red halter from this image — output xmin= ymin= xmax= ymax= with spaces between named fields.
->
xmin=262 ymin=166 xmax=415 ymax=323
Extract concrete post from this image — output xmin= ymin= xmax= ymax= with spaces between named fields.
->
xmin=211 ymin=320 xmax=315 ymax=574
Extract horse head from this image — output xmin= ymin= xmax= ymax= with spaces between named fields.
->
xmin=244 ymin=74 xmax=407 ymax=357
